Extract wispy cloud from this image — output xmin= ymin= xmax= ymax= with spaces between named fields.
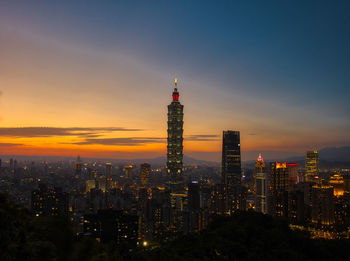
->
xmin=0 ymin=127 xmax=142 ymax=138
xmin=67 ymin=134 xmax=219 ymax=146
xmin=0 ymin=142 xmax=23 ymax=147
xmin=71 ymin=137 xmax=166 ymax=146
xmin=186 ymin=134 xmax=219 ymax=141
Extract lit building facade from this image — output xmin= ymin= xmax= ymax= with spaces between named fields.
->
xmin=287 ymin=163 xmax=299 ymax=186
xmin=74 ymin=157 xmax=82 ymax=179
xmin=210 ymin=184 xmax=227 ymax=215
xmin=124 ymin=165 xmax=133 ymax=179
xmin=305 ymin=151 xmax=319 ymax=182
xmin=255 ymin=154 xmax=267 ymax=214
xmin=85 ymin=209 xmax=139 ymax=246
xmin=31 ymin=184 xmax=68 ymax=217
xmin=105 ymin=163 xmax=112 ymax=191
xmin=288 ymin=189 xmax=305 ymax=224
xmin=311 ymin=185 xmax=335 ymax=226
xmin=167 ymin=78 xmax=184 ymax=193
xmin=267 ymin=162 xmax=289 ymax=217
xmin=105 ymin=163 xmax=112 ymax=177
xmin=86 ymin=179 xmax=96 ymax=193
xmin=329 ymin=174 xmax=344 ymax=197
xmin=141 ymin=163 xmax=151 ymax=185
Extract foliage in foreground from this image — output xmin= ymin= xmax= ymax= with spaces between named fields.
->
xmin=1 ymin=193 xmax=349 ymax=261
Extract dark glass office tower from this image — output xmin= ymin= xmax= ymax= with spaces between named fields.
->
xmin=167 ymin=78 xmax=184 ymax=193
xmin=188 ymin=181 xmax=200 ymax=211
xmin=222 ymin=131 xmax=241 ymax=186
xmin=222 ymin=131 xmax=243 ymax=213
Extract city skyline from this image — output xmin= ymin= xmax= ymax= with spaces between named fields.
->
xmin=0 ymin=1 xmax=349 ymax=161
xmin=2 ymin=2 xmax=350 ymax=260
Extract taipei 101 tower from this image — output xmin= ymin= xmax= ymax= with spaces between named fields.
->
xmin=166 ymin=78 xmax=184 ymax=193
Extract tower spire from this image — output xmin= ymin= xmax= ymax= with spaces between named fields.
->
xmin=172 ymin=77 xmax=179 ymax=101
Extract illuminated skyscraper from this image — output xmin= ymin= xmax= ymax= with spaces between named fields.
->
xmin=105 ymin=163 xmax=112 ymax=177
xmin=255 ymin=154 xmax=267 ymax=214
xmin=74 ymin=155 xmax=82 ymax=179
xmin=305 ymin=151 xmax=319 ymax=182
xmin=124 ymin=165 xmax=133 ymax=179
xmin=267 ymin=162 xmax=289 ymax=217
xmin=222 ymin=130 xmax=243 ymax=213
xmin=167 ymin=78 xmax=184 ymax=193
xmin=287 ymin=163 xmax=300 ymax=185
xmin=141 ymin=163 xmax=151 ymax=185
xmin=329 ymin=174 xmax=344 ymax=197
xmin=105 ymin=163 xmax=112 ymax=191
xmin=86 ymin=179 xmax=96 ymax=193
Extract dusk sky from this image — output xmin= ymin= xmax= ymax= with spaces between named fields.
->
xmin=0 ymin=1 xmax=349 ymax=161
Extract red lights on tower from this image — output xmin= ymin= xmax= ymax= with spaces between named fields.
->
xmin=172 ymin=77 xmax=179 ymax=101
xmin=173 ymin=92 xmax=179 ymax=101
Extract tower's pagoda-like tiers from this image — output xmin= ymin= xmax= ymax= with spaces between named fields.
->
xmin=167 ymin=78 xmax=184 ymax=193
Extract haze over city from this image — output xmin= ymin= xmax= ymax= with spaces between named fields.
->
xmin=0 ymin=1 xmax=349 ymax=161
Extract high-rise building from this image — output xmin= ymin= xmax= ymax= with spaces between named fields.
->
xmin=287 ymin=163 xmax=299 ymax=186
xmin=86 ymin=179 xmax=96 ymax=193
xmin=105 ymin=163 xmax=112 ymax=177
xmin=210 ymin=184 xmax=227 ymax=215
xmin=188 ymin=181 xmax=200 ymax=211
xmin=305 ymin=151 xmax=319 ymax=182
xmin=288 ymin=189 xmax=305 ymax=224
xmin=167 ymin=78 xmax=184 ymax=193
xmin=31 ymin=184 xmax=68 ymax=217
xmin=344 ymin=175 xmax=350 ymax=193
xmin=141 ymin=163 xmax=151 ymax=185
xmin=124 ymin=165 xmax=133 ymax=179
xmin=83 ymin=213 xmax=100 ymax=240
xmin=222 ymin=131 xmax=241 ymax=186
xmin=74 ymin=156 xmax=82 ymax=179
xmin=311 ymin=185 xmax=334 ymax=226
xmin=329 ymin=174 xmax=344 ymax=197
xmin=90 ymin=209 xmax=139 ymax=246
xmin=103 ymin=163 xmax=113 ymax=191
xmin=222 ymin=130 xmax=242 ymax=213
xmin=267 ymin=162 xmax=289 ymax=217
xmin=255 ymin=154 xmax=267 ymax=214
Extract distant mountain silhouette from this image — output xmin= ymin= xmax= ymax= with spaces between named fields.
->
xmin=0 ymin=147 xmax=348 ymax=168
xmin=118 ymin=156 xmax=219 ymax=167
xmin=282 ymin=147 xmax=350 ymax=163
xmin=243 ymin=147 xmax=350 ymax=162
xmin=318 ymin=146 xmax=350 ymax=162
xmin=0 ymin=154 xmax=219 ymax=167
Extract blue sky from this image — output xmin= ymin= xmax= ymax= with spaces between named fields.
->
xmin=0 ymin=0 xmax=349 ymax=161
